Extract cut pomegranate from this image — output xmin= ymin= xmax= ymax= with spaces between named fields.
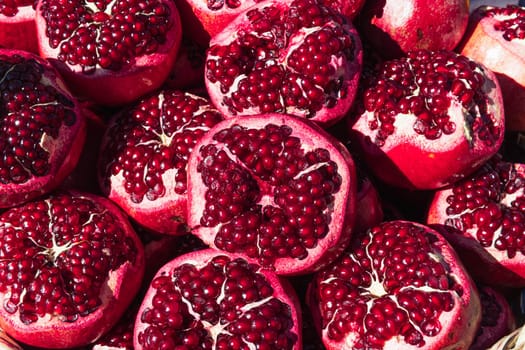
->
xmin=0 ymin=0 xmax=38 ymax=53
xmin=357 ymin=0 xmax=469 ymax=59
xmin=0 ymin=49 xmax=86 ymax=208
xmin=187 ymin=114 xmax=357 ymax=275
xmin=0 ymin=190 xmax=145 ymax=349
xmin=98 ymin=90 xmax=224 ymax=235
xmin=427 ymin=154 xmax=525 ymax=287
xmin=460 ymin=4 xmax=525 ymax=131
xmin=34 ymin=0 xmax=182 ymax=107
xmin=204 ymin=0 xmax=363 ymax=128
xmin=348 ymin=49 xmax=505 ymax=190
xmin=307 ymin=220 xmax=481 ymax=350
xmin=134 ymin=248 xmax=302 ymax=349
xmin=471 ymin=285 xmax=516 ymax=350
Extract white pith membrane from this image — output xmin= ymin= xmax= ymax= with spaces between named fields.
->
xmin=439 ymin=160 xmax=525 ymax=260
xmin=317 ymin=222 xmax=469 ymax=349
xmin=102 ymin=91 xmax=223 ymax=210
xmin=206 ymin=0 xmax=358 ymax=119
xmin=0 ymin=193 xmax=135 ymax=325
xmin=39 ymin=0 xmax=172 ymax=72
xmin=140 ymin=253 xmax=297 ymax=349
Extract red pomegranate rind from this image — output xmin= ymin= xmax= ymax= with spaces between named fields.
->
xmin=307 ymin=220 xmax=481 ymax=350
xmin=460 ymin=5 xmax=525 ymax=132
xmin=348 ymin=49 xmax=505 ymax=190
xmin=98 ymin=90 xmax=224 ymax=235
xmin=0 ymin=191 xmax=145 ymax=349
xmin=205 ymin=0 xmax=363 ymax=128
xmin=427 ymin=155 xmax=525 ymax=287
xmin=357 ymin=0 xmax=469 ymax=59
xmin=134 ymin=248 xmax=302 ymax=350
xmin=470 ymin=286 xmax=516 ymax=350
xmin=0 ymin=1 xmax=38 ymax=53
xmin=35 ymin=0 xmax=182 ymax=107
xmin=187 ymin=114 xmax=357 ymax=275
xmin=0 ymin=329 xmax=22 ymax=350
xmin=0 ymin=49 xmax=86 ymax=208
xmin=162 ymin=38 xmax=207 ymax=91
xmin=354 ymin=174 xmax=384 ymax=234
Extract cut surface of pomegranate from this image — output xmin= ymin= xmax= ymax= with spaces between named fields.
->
xmin=35 ymin=0 xmax=182 ymax=106
xmin=307 ymin=220 xmax=481 ymax=350
xmin=348 ymin=49 xmax=505 ymax=190
xmin=134 ymin=248 xmax=302 ymax=349
xmin=0 ymin=0 xmax=38 ymax=53
xmin=460 ymin=4 xmax=525 ymax=132
xmin=427 ymin=155 xmax=525 ymax=287
xmin=0 ymin=49 xmax=86 ymax=208
xmin=357 ymin=0 xmax=469 ymax=59
xmin=187 ymin=114 xmax=357 ymax=275
xmin=0 ymin=190 xmax=145 ymax=349
xmin=98 ymin=90 xmax=224 ymax=235
xmin=204 ymin=0 xmax=363 ymax=127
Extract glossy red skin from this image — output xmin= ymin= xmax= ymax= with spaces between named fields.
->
xmin=460 ymin=5 xmax=525 ymax=131
xmin=357 ymin=0 xmax=469 ymax=59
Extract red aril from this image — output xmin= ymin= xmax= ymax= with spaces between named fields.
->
xmin=34 ymin=0 xmax=182 ymax=107
xmin=0 ymin=190 xmax=145 ymax=349
xmin=0 ymin=49 xmax=86 ymax=208
xmin=307 ymin=220 xmax=482 ymax=350
xmin=204 ymin=0 xmax=363 ymax=128
xmin=348 ymin=49 xmax=505 ymax=190
xmin=460 ymin=5 xmax=525 ymax=131
xmin=0 ymin=0 xmax=38 ymax=53
xmin=98 ymin=90 xmax=224 ymax=235
xmin=357 ymin=0 xmax=469 ymax=59
xmin=187 ymin=114 xmax=358 ymax=275
xmin=134 ymin=248 xmax=302 ymax=349
xmin=427 ymin=154 xmax=525 ymax=287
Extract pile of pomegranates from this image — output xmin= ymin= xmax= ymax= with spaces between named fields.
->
xmin=0 ymin=0 xmax=524 ymax=349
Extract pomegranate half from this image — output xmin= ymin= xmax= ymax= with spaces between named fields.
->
xmin=0 ymin=0 xmax=38 ymax=53
xmin=0 ymin=190 xmax=145 ymax=349
xmin=187 ymin=113 xmax=357 ymax=275
xmin=134 ymin=248 xmax=302 ymax=349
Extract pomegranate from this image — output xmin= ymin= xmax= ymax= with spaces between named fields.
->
xmin=427 ymin=154 xmax=525 ymax=287
xmin=0 ymin=49 xmax=86 ymax=208
xmin=356 ymin=0 xmax=469 ymax=59
xmin=98 ymin=90 xmax=224 ymax=235
xmin=34 ymin=0 xmax=182 ymax=107
xmin=471 ymin=285 xmax=516 ymax=350
xmin=0 ymin=190 xmax=145 ymax=349
xmin=459 ymin=5 xmax=525 ymax=131
xmin=307 ymin=220 xmax=481 ymax=350
xmin=187 ymin=114 xmax=358 ymax=275
xmin=487 ymin=325 xmax=525 ymax=350
xmin=0 ymin=329 xmax=22 ymax=350
xmin=0 ymin=0 xmax=38 ymax=53
xmin=354 ymin=172 xmax=384 ymax=234
xmin=134 ymin=248 xmax=302 ymax=349
xmin=162 ymin=38 xmax=207 ymax=92
xmin=348 ymin=49 xmax=505 ymax=190
xmin=204 ymin=0 xmax=363 ymax=128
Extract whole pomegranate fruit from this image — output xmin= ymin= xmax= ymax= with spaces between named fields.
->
xmin=0 ymin=190 xmax=145 ymax=349
xmin=460 ymin=4 xmax=525 ymax=131
xmin=134 ymin=248 xmax=302 ymax=349
xmin=0 ymin=0 xmax=38 ymax=53
xmin=427 ymin=154 xmax=525 ymax=287
xmin=204 ymin=0 xmax=363 ymax=128
xmin=348 ymin=49 xmax=505 ymax=190
xmin=34 ymin=0 xmax=182 ymax=107
xmin=357 ymin=0 xmax=469 ymax=59
xmin=98 ymin=90 xmax=224 ymax=235
xmin=0 ymin=49 xmax=86 ymax=208
xmin=187 ymin=113 xmax=358 ymax=275
xmin=307 ymin=220 xmax=481 ymax=350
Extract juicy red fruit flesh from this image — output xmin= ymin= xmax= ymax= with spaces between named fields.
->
xmin=0 ymin=53 xmax=76 ymax=184
xmin=39 ymin=0 xmax=173 ymax=72
xmin=137 ymin=254 xmax=298 ymax=349
xmin=0 ymin=0 xmax=33 ymax=16
xmin=196 ymin=123 xmax=342 ymax=267
xmin=485 ymin=5 xmax=525 ymax=41
xmin=0 ymin=193 xmax=139 ymax=324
